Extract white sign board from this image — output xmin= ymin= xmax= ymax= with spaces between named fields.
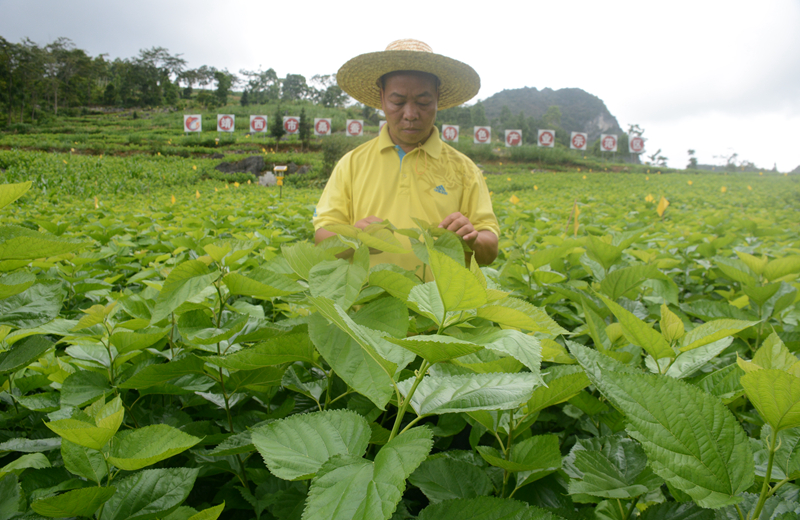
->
xmin=346 ymin=119 xmax=363 ymax=136
xmin=250 ymin=115 xmax=268 ymax=133
xmin=570 ymin=131 xmax=588 ymax=150
xmin=217 ymin=114 xmax=235 ymax=133
xmin=283 ymin=116 xmax=300 ymax=135
xmin=442 ymin=124 xmax=459 ymax=142
xmin=314 ymin=118 xmax=331 ymax=136
xmin=474 ymin=126 xmax=491 ymax=144
xmin=505 ymin=129 xmax=523 ymax=147
xmin=184 ymin=115 xmax=202 ymax=133
xmin=600 ymin=134 xmax=618 ymax=152
xmin=538 ymin=129 xmax=555 ymax=148
xmin=629 ymin=136 xmax=645 ymax=154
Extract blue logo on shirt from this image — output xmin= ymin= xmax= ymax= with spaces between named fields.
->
xmin=313 ymin=207 xmax=317 ymax=217
xmin=434 ymin=185 xmax=448 ymax=195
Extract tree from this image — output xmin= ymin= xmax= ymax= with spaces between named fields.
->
xmin=213 ymin=70 xmax=237 ymax=106
xmin=687 ymin=149 xmax=698 ymax=170
xmin=239 ymin=67 xmax=279 ymax=104
xmin=471 ymin=102 xmax=488 ymax=126
xmin=240 ymin=90 xmax=249 ymax=107
xmin=270 ymin=105 xmax=286 ymax=150
xmin=310 ymin=74 xmax=349 ymax=108
xmin=298 ymin=107 xmax=311 ymax=151
xmin=282 ymin=74 xmax=308 ymax=102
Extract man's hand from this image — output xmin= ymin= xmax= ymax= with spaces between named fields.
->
xmin=438 ymin=212 xmax=498 ymax=266
xmin=355 ymin=215 xmax=383 ymax=230
xmin=314 ymin=215 xmax=385 ymax=257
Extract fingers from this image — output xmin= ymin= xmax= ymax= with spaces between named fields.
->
xmin=355 ymin=215 xmax=382 ymax=230
xmin=439 ymin=212 xmax=476 ymax=241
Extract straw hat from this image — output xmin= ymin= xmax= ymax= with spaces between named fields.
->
xmin=337 ymin=39 xmax=480 ymax=111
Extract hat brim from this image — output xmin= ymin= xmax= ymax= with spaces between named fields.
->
xmin=337 ymin=50 xmax=480 ymax=111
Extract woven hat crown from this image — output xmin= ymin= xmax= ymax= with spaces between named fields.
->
xmin=336 ymin=39 xmax=480 ymax=111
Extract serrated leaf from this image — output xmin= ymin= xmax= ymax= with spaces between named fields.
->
xmin=409 ymin=282 xmax=446 ymax=324
xmin=187 ymin=502 xmax=225 ymax=520
xmin=585 ymin=236 xmax=623 ymax=271
xmin=45 ymin=418 xmax=117 ymax=451
xmin=110 ymin=329 xmax=168 ymax=354
xmin=60 ymin=369 xmax=111 ymax=407
xmin=736 ymin=251 xmax=768 ymax=276
xmin=764 ymin=256 xmax=800 ymax=282
xmin=679 ymin=319 xmax=758 ymax=352
xmin=0 ymin=282 xmax=66 ymax=329
xmin=714 ymin=256 xmax=756 ymax=286
xmin=177 ymin=309 xmax=248 ymax=345
xmin=387 ymin=335 xmax=483 ymax=364
xmin=664 ymin=337 xmax=733 ymax=379
xmin=0 ymin=452 xmax=50 ymax=478
xmin=252 ymin=409 xmax=371 ymax=480
xmin=637 ymin=501 xmax=713 ymax=520
xmin=301 ymin=427 xmax=433 ymax=520
xmin=98 ymin=467 xmax=199 ymax=520
xmin=62 ymin=438 xmax=107 ymax=483
xmin=598 ymin=294 xmax=674 ymax=360
xmin=369 ymin=264 xmax=420 ymax=302
xmin=0 ymin=181 xmax=31 ymax=210
xmin=600 ymin=264 xmax=659 ymax=301
xmin=749 ymin=333 xmax=800 ymax=373
xmin=0 ymin=474 xmax=24 ymax=519
xmin=470 ymin=329 xmax=543 ymax=380
xmin=584 ymin=369 xmax=753 ymax=508
xmin=476 ymin=297 xmax=566 ymax=335
xmin=108 ymin=424 xmax=202 ymax=470
xmin=207 ymin=332 xmax=315 ymax=369
xmin=118 ymin=354 xmax=206 ymax=389
xmin=31 ymin=486 xmax=117 ymax=518
xmin=417 ymin=496 xmax=557 ymax=520
xmin=0 ymin=335 xmax=53 ymax=374
xmin=0 ymin=437 xmax=60 ymax=453
xmin=223 ymin=270 xmax=303 ymax=300
xmin=741 ymin=369 xmax=800 ymax=432
xmin=282 ymin=241 xmax=331 ymax=280
xmin=309 ymin=258 xmax=368 ymax=311
xmin=408 ymin=457 xmax=493 ymax=504
xmin=660 ymin=304 xmax=685 ymax=343
xmin=357 ymin=226 xmax=409 ymax=254
xmin=526 ymin=365 xmax=590 ymax=414
xmin=0 ymin=271 xmax=35 ymax=299
xmin=428 ymin=248 xmax=487 ymax=312
xmin=209 ymin=431 xmax=254 ymax=457
xmin=0 ymin=225 xmax=89 ymax=260
xmin=397 ymin=373 xmax=540 ymax=415
xmin=692 ymin=363 xmax=746 ymax=402
xmin=477 ymin=434 xmax=561 ymax=476
xmin=151 ymin=260 xmax=217 ymax=323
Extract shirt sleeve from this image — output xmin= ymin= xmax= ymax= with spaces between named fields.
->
xmin=313 ymin=153 xmax=352 ymax=230
xmin=462 ymin=163 xmax=500 ymax=238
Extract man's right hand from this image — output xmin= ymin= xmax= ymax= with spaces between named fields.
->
xmin=354 ymin=215 xmax=383 ymax=230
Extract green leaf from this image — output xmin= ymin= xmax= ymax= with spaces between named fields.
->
xmin=409 ymin=282 xmax=446 ymax=324
xmin=470 ymin=329 xmax=543 ymax=380
xmin=476 ymin=297 xmax=566 ymax=335
xmin=31 ymin=486 xmax=116 ymax=518
xmin=99 ymin=467 xmax=199 ymax=520
xmin=351 ymin=296 xmax=409 ymax=339
xmin=636 ymin=501 xmax=713 ymax=520
xmin=598 ymin=294 xmax=674 ymax=360
xmin=0 ymin=181 xmax=31 ymax=210
xmin=679 ymin=319 xmax=758 ymax=352
xmin=301 ymin=427 xmax=433 ymax=520
xmin=753 ymin=425 xmax=800 ymax=481
xmin=600 ymin=264 xmax=659 ymax=301
xmin=764 ymin=256 xmax=800 ymax=282
xmin=282 ymin=241 xmax=331 ymax=280
xmin=582 ymin=298 xmax=611 ymax=351
xmin=0 ymin=282 xmax=66 ymax=329
xmin=582 ymin=368 xmax=753 ymax=508
xmin=741 ymin=369 xmax=800 ymax=432
xmin=477 ymin=434 xmax=561 ymax=477
xmin=585 ymin=236 xmax=623 ymax=271
xmin=428 ymin=248 xmax=487 ymax=312
xmin=409 ymin=457 xmax=493 ymax=504
xmin=108 ymin=424 xmax=202 ymax=471
xmin=151 ymin=260 xmax=217 ymax=323
xmin=223 ymin=270 xmax=304 ymax=300
xmin=118 ymin=354 xmax=207 ymax=389
xmin=369 ymin=264 xmax=421 ymax=302
xmin=751 ymin=333 xmax=800 ymax=373
xmin=62 ymin=438 xmax=108 ymax=484
xmin=526 ymin=365 xmax=590 ymax=415
xmin=252 ymin=409 xmax=371 ymax=481
xmin=692 ymin=363 xmax=746 ymax=403
xmin=0 ymin=437 xmax=61 ymax=453
xmin=743 ymin=282 xmax=781 ymax=307
xmin=0 ymin=271 xmax=35 ymax=299
xmin=0 ymin=474 xmax=24 ymax=519
xmin=60 ymin=369 xmax=111 ymax=407
xmin=357 ymin=226 xmax=409 ymax=254
xmin=398 ymin=373 xmax=540 ymax=415
xmin=714 ymin=256 xmax=756 ymax=286
xmin=660 ymin=304 xmax=685 ymax=343
xmin=177 ymin=309 xmax=248 ymax=345
xmin=566 ymin=436 xmax=662 ymax=500
xmin=207 ymin=332 xmax=316 ymax=370
xmin=309 ymin=258 xmax=368 ymax=311
xmin=0 ymin=452 xmax=50 ymax=478
xmin=208 ymin=431 xmax=254 ymax=457
xmin=387 ymin=334 xmax=482 ymax=364
xmin=0 ymin=225 xmax=89 ymax=260
xmin=417 ymin=496 xmax=557 ymax=520
xmin=187 ymin=502 xmax=225 ymax=520
xmin=45 ymin=418 xmax=117 ymax=451
xmin=0 ymin=335 xmax=53 ymax=374
xmin=664 ymin=338 xmax=732 ymax=379
xmin=110 ymin=328 xmax=168 ymax=354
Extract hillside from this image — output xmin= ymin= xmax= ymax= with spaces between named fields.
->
xmin=481 ymin=87 xmax=623 ymax=143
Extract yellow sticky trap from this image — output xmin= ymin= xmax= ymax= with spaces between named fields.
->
xmin=656 ymin=196 xmax=670 ymax=217
xmin=170 ymin=195 xmax=176 ymax=205
xmin=94 ymin=197 xmax=99 ymax=209
xmin=277 ymin=177 xmax=284 ymax=186
xmin=196 ymin=190 xmax=200 ymax=199
xmin=509 ymin=195 xmax=520 ymax=204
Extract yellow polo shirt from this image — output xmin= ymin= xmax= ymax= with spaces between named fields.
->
xmin=313 ymin=125 xmax=499 ymax=272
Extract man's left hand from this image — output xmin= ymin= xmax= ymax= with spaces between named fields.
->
xmin=438 ymin=212 xmax=479 ymax=243
xmin=438 ymin=212 xmax=498 ymax=266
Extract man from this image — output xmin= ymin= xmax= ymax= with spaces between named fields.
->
xmin=313 ymin=39 xmax=499 ymax=273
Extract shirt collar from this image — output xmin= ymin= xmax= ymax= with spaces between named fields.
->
xmin=378 ymin=124 xmax=442 ymax=160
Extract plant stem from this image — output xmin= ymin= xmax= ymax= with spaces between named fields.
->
xmin=389 ymin=360 xmax=429 ymax=442
xmin=623 ymin=496 xmax=639 ymax=520
xmin=500 ymin=409 xmax=516 ymax=498
xmin=735 ymin=504 xmax=746 ymax=520
xmin=751 ymin=427 xmax=778 ymax=520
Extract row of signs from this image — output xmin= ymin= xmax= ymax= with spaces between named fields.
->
xmin=182 ymin=115 xmax=646 ymax=153
xmin=441 ymin=125 xmax=645 ymax=153
xmin=183 ymin=115 xmax=366 ymax=137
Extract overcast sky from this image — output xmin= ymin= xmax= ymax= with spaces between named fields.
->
xmin=2 ymin=0 xmax=799 ymax=171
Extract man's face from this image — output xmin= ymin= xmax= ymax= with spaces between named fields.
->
xmin=380 ymin=71 xmax=438 ymax=152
